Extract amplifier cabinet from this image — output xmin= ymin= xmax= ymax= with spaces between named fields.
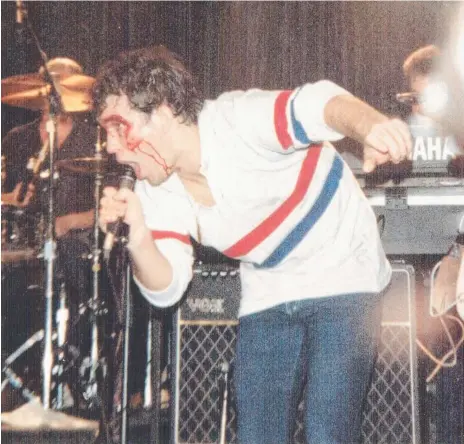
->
xmin=361 ymin=262 xmax=420 ymax=444
xmin=171 ymin=264 xmax=240 ymax=444
xmin=171 ymin=262 xmax=420 ymax=444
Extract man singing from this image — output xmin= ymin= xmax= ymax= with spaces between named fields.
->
xmin=95 ymin=46 xmax=411 ymax=444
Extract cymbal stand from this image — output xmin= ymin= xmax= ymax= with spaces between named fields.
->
xmin=42 ymin=114 xmax=59 ymax=410
xmin=54 ymin=282 xmax=69 ymax=409
xmin=1 ymin=330 xmax=44 ymax=402
xmin=19 ymin=1 xmax=65 ymax=409
xmin=219 ymin=362 xmax=230 ymax=444
xmin=84 ymin=127 xmax=106 ymax=403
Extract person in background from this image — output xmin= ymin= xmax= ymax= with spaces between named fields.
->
xmin=1 ymin=58 xmax=98 ymax=406
xmin=95 ymin=46 xmax=412 ymax=443
xmin=402 ymin=45 xmax=464 ymax=444
xmin=402 ymin=44 xmax=463 ymax=159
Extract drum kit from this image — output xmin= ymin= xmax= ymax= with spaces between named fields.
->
xmin=1 ymin=5 xmax=151 ymax=439
xmin=1 ymin=64 xmax=118 ymax=420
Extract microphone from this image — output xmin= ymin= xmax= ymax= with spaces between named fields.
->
xmin=103 ymin=166 xmax=136 ymax=260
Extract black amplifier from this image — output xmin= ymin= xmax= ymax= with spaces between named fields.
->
xmin=170 ymin=262 xmax=421 ymax=444
xmin=179 ymin=265 xmax=240 ymax=322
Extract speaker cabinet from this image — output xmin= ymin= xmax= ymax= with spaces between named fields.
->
xmin=171 ymin=262 xmax=420 ymax=444
xmin=361 ymin=262 xmax=421 ymax=444
xmin=171 ymin=264 xmax=240 ymax=444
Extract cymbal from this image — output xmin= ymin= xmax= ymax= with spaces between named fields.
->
xmin=56 ymin=157 xmax=108 ymax=175
xmin=1 ymin=398 xmax=99 ymax=431
xmin=61 ymin=74 xmax=95 ymax=92
xmin=1 ymin=73 xmax=45 ymax=96
xmin=1 ymin=85 xmax=93 ymax=113
xmin=1 ymin=73 xmax=95 ymax=97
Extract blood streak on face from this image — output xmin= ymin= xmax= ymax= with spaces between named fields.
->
xmin=101 ymin=112 xmax=172 ymax=177
xmin=135 ymin=141 xmax=171 ymax=176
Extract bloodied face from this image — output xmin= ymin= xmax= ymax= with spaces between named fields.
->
xmin=99 ymin=94 xmax=174 ymax=185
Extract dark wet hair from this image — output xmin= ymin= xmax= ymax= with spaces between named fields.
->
xmin=93 ymin=46 xmax=203 ymax=124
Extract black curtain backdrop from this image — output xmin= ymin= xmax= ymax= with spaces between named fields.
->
xmin=1 ymin=1 xmax=459 ymax=139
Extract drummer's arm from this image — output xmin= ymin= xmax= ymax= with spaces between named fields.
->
xmin=1 ymin=187 xmax=21 ymax=206
xmin=55 ymin=209 xmax=94 ymax=238
xmin=1 ymin=183 xmax=35 ymax=207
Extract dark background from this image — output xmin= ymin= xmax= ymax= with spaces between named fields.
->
xmin=1 ymin=1 xmax=459 ymax=141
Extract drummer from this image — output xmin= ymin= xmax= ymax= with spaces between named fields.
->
xmin=1 ymin=58 xmax=98 ymax=353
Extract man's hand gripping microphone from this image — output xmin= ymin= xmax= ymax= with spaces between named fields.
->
xmin=102 ymin=166 xmax=136 ymax=260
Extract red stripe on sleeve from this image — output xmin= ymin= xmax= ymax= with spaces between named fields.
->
xmin=223 ymin=145 xmax=323 ymax=258
xmin=274 ymin=90 xmax=293 ymax=150
xmin=151 ymin=230 xmax=191 ymax=245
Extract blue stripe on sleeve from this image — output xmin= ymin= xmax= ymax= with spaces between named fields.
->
xmin=290 ymin=89 xmax=312 ymax=145
xmin=256 ymin=155 xmax=343 ymax=269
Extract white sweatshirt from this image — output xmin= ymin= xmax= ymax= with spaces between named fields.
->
xmin=134 ymin=80 xmax=392 ymax=317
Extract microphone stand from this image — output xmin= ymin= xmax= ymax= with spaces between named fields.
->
xmin=20 ymin=2 xmax=64 ymax=409
xmin=106 ymin=232 xmax=134 ymax=444
xmin=120 ymin=263 xmax=132 ymax=444
xmin=85 ymin=127 xmax=106 ymax=404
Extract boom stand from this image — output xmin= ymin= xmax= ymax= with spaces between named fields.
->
xmin=18 ymin=0 xmax=65 ymax=410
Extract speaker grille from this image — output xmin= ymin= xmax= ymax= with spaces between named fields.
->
xmin=172 ymin=263 xmax=420 ymax=444
xmin=362 ymin=325 xmax=418 ymax=444
xmin=178 ymin=323 xmax=238 ymax=443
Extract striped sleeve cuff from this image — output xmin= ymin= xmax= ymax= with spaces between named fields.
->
xmin=293 ymin=80 xmax=351 ymax=143
xmin=133 ymin=262 xmax=192 ymax=308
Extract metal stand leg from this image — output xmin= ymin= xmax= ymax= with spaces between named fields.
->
xmin=55 ymin=282 xmax=69 ymax=410
xmin=144 ymin=316 xmax=153 ymax=409
xmin=120 ymin=264 xmax=132 ymax=444
xmin=42 ymin=221 xmax=56 ymax=409
xmin=149 ymin=309 xmax=162 ymax=444
xmin=87 ymin=137 xmax=104 ymax=405
xmin=2 ymin=330 xmax=45 ymax=403
xmin=219 ymin=362 xmax=230 ymax=444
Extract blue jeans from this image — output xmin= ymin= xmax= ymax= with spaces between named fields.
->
xmin=235 ymin=292 xmax=383 ymax=444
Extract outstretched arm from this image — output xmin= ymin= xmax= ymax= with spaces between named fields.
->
xmin=324 ymin=94 xmax=413 ymax=172
xmin=222 ymin=81 xmax=412 ymax=172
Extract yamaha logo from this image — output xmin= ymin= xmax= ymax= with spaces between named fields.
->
xmin=413 ymin=136 xmax=457 ymax=161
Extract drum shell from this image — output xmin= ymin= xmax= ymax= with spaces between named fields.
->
xmin=1 ymin=258 xmax=44 ymax=357
xmin=2 ymin=208 xmax=43 ymax=264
